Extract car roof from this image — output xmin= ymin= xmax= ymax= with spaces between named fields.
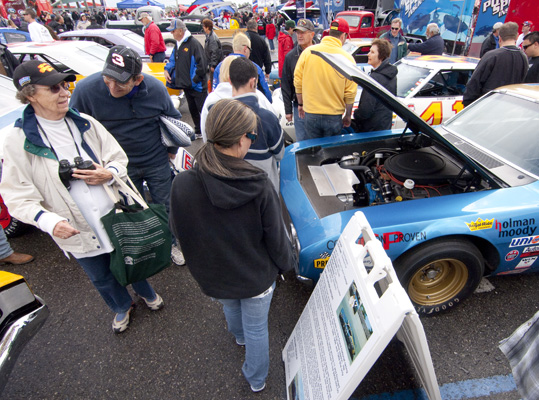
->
xmin=399 ymin=55 xmax=479 ymax=69
xmin=59 ymin=29 xmax=139 ymax=37
xmin=496 ymin=84 xmax=539 ymax=100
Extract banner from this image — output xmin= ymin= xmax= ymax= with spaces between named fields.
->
xmin=467 ymin=0 xmax=510 ymax=57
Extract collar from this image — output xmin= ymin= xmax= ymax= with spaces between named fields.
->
xmin=176 ymin=29 xmax=192 ymax=47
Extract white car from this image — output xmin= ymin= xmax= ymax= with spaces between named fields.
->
xmin=58 ymin=29 xmax=173 ymax=61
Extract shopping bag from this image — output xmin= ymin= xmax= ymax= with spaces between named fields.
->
xmin=101 ymin=175 xmax=172 ymax=286
xmin=159 ymin=114 xmax=195 ymax=147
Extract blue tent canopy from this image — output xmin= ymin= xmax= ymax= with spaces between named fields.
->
xmin=116 ymin=0 xmax=165 ymax=9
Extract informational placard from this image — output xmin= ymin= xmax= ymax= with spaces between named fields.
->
xmin=282 ymin=212 xmax=441 ymax=400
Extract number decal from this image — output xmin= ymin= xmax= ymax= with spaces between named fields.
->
xmin=452 ymin=100 xmax=464 ymax=114
xmin=420 ymin=101 xmax=443 ymax=125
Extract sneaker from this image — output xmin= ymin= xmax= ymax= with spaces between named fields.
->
xmin=112 ymin=306 xmax=133 ymax=334
xmin=236 ymin=337 xmax=245 ymax=346
xmin=171 ymin=245 xmax=186 ymax=266
xmin=141 ymin=293 xmax=164 ymax=311
xmin=250 ymin=382 xmax=266 ymax=393
xmin=195 ymin=133 xmax=203 ymax=140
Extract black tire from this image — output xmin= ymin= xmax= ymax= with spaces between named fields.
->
xmin=0 ymin=199 xmax=28 ymax=238
xmin=394 ymin=239 xmax=484 ymax=316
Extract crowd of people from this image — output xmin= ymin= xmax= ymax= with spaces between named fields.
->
xmin=1 ymin=5 xmax=537 ymax=393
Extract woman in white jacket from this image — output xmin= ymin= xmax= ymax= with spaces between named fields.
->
xmin=1 ymin=61 xmax=164 ymax=334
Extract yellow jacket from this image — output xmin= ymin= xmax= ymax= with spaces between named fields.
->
xmin=294 ymin=36 xmax=358 ymax=115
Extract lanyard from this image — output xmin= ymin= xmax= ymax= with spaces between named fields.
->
xmin=36 ymin=118 xmax=82 ymax=160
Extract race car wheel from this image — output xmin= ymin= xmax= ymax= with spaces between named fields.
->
xmin=0 ymin=199 xmax=28 ymax=238
xmin=394 ymin=239 xmax=484 ymax=316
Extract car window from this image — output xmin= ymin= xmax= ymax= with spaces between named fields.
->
xmin=360 ymin=16 xmax=372 ymax=28
xmin=445 ymin=92 xmax=539 ymax=176
xmin=416 ymin=70 xmax=473 ymax=97
xmin=5 ymin=32 xmax=28 ymax=43
xmin=340 ymin=16 xmax=360 ymax=28
xmin=88 ymin=36 xmax=114 ymax=47
xmin=395 ymin=62 xmax=431 ymax=97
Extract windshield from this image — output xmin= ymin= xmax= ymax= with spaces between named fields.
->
xmin=395 ymin=62 xmax=431 ymax=97
xmin=339 ymin=15 xmax=360 ymax=27
xmin=444 ymin=92 xmax=539 ymax=176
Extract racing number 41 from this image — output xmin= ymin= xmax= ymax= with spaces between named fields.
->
xmin=420 ymin=100 xmax=464 ymax=125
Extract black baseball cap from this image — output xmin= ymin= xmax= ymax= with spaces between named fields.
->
xmin=12 ymin=60 xmax=76 ymax=91
xmin=102 ymin=45 xmax=142 ymax=84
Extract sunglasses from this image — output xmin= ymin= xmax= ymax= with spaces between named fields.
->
xmin=46 ymin=82 xmax=70 ymax=93
xmin=245 ymin=132 xmax=257 ymax=143
xmin=244 ymin=45 xmax=252 ymax=52
xmin=523 ymin=42 xmax=535 ymax=50
xmin=391 ymin=27 xmax=400 ymax=31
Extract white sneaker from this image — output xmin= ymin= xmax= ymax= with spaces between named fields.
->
xmin=141 ymin=293 xmax=164 ymax=311
xmin=112 ymin=306 xmax=133 ymax=334
xmin=171 ymin=245 xmax=186 ymax=266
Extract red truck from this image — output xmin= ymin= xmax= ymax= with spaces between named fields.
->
xmin=323 ymin=9 xmax=397 ymax=39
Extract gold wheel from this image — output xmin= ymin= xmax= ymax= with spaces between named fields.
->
xmin=407 ymin=258 xmax=469 ymax=306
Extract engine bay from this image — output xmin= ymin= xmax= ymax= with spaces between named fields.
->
xmin=296 ymin=134 xmax=492 ymax=218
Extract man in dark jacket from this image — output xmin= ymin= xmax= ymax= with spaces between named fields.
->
xmin=522 ymin=31 xmax=539 ymax=83
xmin=245 ymin=19 xmax=272 ymax=78
xmin=480 ymin=22 xmax=502 ymax=58
xmin=202 ymin=18 xmax=222 ymax=88
xmin=463 ymin=22 xmax=528 ymax=107
xmin=353 ymin=38 xmax=397 ymax=132
xmin=408 ymin=23 xmax=444 ymax=55
xmin=49 ymin=15 xmax=67 ymax=34
xmin=164 ymin=19 xmax=208 ymax=138
xmin=281 ymin=19 xmax=315 ymax=141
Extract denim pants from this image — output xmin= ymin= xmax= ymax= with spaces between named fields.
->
xmin=293 ymin=103 xmax=307 ymax=141
xmin=304 ymin=112 xmax=343 ymax=140
xmin=0 ymin=226 xmax=13 ymax=259
xmin=152 ymin=52 xmax=166 ymax=62
xmin=128 ymin=161 xmax=172 ymax=214
xmin=218 ymin=282 xmax=275 ymax=389
xmin=267 ymin=37 xmax=274 ymax=50
xmin=76 ymin=253 xmax=156 ymax=314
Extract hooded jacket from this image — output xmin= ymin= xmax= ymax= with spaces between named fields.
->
xmin=278 ymin=31 xmax=294 ymax=77
xmin=165 ymin=29 xmax=207 ymax=92
xmin=353 ymin=58 xmax=397 ymax=132
xmin=169 ymin=160 xmax=295 ymax=299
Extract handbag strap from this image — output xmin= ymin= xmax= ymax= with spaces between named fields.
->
xmin=103 ymin=173 xmax=149 ymax=210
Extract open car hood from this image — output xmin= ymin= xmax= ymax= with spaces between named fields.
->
xmin=312 ymin=50 xmax=499 ymax=186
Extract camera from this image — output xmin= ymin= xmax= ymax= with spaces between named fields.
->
xmin=58 ymin=156 xmax=96 ymax=190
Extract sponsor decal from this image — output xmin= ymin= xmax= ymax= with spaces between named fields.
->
xmin=516 ymin=257 xmax=537 ymax=269
xmin=38 ymin=63 xmax=54 ymax=73
xmin=505 ymin=250 xmax=519 ymax=262
xmin=482 ymin=0 xmax=510 ymax=18
xmin=466 ymin=218 xmax=494 ymax=231
xmin=496 ymin=218 xmax=536 ymax=238
xmin=509 ymin=235 xmax=539 ymax=248
xmin=355 ymin=231 xmax=427 ymax=250
xmin=314 ymin=252 xmax=330 ymax=269
xmin=498 ymin=269 xmax=528 ymax=275
xmin=521 ymin=248 xmax=539 ymax=258
xmin=402 ymin=0 xmax=426 ymax=18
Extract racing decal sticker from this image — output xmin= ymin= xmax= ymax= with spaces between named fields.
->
xmin=314 ymin=251 xmax=331 ymax=269
xmin=496 ymin=218 xmax=536 ymax=238
xmin=505 ymin=250 xmax=519 ymax=262
xmin=466 ymin=218 xmax=494 ymax=231
xmin=509 ymin=235 xmax=539 ymax=248
xmin=520 ymin=246 xmax=539 ymax=258
xmin=420 ymin=102 xmax=443 ymax=125
xmin=498 ymin=268 xmax=529 ymax=275
xmin=516 ymin=257 xmax=537 ymax=269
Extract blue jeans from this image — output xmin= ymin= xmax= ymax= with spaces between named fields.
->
xmin=128 ymin=161 xmax=172 ymax=214
xmin=304 ymin=113 xmax=343 ymax=140
xmin=152 ymin=52 xmax=166 ymax=62
xmin=218 ymin=282 xmax=275 ymax=389
xmin=293 ymin=104 xmax=307 ymax=141
xmin=76 ymin=253 xmax=156 ymax=314
xmin=0 ymin=226 xmax=13 ymax=259
xmin=267 ymin=37 xmax=274 ymax=50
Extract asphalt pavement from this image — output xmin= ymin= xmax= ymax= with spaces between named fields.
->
xmin=2 ymin=99 xmax=538 ymax=400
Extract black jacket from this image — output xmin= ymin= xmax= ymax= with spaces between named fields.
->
xmin=353 ymin=58 xmax=397 ymax=132
xmin=169 ymin=161 xmax=294 ymax=299
xmin=463 ymin=45 xmax=528 ymax=107
xmin=525 ymin=56 xmax=539 ymax=83
xmin=408 ymin=33 xmax=444 ymax=55
xmin=168 ymin=33 xmax=207 ymax=92
xmin=281 ymin=43 xmax=303 ymax=115
xmin=480 ymin=32 xmax=497 ymax=58
xmin=246 ymin=30 xmax=272 ymax=75
xmin=204 ymin=31 xmax=222 ymax=69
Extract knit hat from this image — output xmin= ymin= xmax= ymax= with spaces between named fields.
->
xmin=102 ymin=45 xmax=142 ymax=84
xmin=12 ymin=60 xmax=76 ymax=91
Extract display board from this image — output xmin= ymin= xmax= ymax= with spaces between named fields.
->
xmin=282 ymin=212 xmax=441 ymax=400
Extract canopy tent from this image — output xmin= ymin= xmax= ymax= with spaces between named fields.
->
xmin=116 ymin=0 xmax=165 ymax=9
xmin=186 ymin=0 xmax=235 ymax=16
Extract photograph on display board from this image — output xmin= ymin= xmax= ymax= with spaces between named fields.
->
xmin=287 ymin=370 xmax=304 ymax=400
xmin=336 ymin=281 xmax=373 ymax=364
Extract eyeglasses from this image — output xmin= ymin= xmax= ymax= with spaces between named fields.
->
xmin=244 ymin=45 xmax=252 ymax=52
xmin=391 ymin=27 xmax=399 ymax=31
xmin=245 ymin=132 xmax=257 ymax=143
xmin=44 ymin=82 xmax=70 ymax=93
xmin=103 ymin=75 xmax=132 ymax=89
xmin=523 ymin=42 xmax=535 ymax=50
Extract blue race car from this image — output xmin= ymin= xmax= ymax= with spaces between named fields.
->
xmin=280 ymin=51 xmax=539 ymax=316
xmin=0 ymin=28 xmax=31 ymax=45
